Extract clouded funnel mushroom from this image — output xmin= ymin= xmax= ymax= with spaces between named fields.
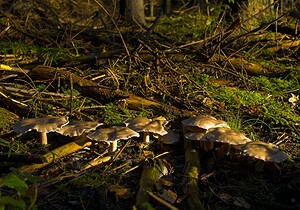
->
xmin=12 ymin=116 xmax=69 ymax=145
xmin=201 ymin=126 xmax=252 ymax=156
xmin=182 ymin=115 xmax=230 ymax=151
xmin=86 ymin=126 xmax=140 ymax=152
xmin=237 ymin=141 xmax=288 ymax=163
xmin=57 ymin=121 xmax=103 ymax=137
xmin=125 ymin=117 xmax=168 ymax=143
xmin=182 ymin=115 xmax=229 ymax=133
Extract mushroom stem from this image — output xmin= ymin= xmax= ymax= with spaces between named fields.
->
xmin=109 ymin=141 xmax=118 ymax=152
xmin=216 ymin=143 xmax=231 ymax=158
xmin=200 ymin=141 xmax=214 ymax=152
xmin=40 ymin=132 xmax=48 ymax=145
xmin=142 ymin=132 xmax=150 ymax=143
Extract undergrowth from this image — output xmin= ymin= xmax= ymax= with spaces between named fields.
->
xmin=188 ymin=73 xmax=300 ymax=126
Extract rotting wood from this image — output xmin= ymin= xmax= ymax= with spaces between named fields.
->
xmin=267 ymin=40 xmax=300 ymax=53
xmin=0 ymin=89 xmax=31 ymax=117
xmin=224 ymin=57 xmax=287 ymax=76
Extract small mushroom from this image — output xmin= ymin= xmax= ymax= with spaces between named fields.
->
xmin=125 ymin=117 xmax=168 ymax=143
xmin=182 ymin=115 xmax=229 ymax=133
xmin=57 ymin=121 xmax=103 ymax=137
xmin=185 ymin=132 xmax=214 ymax=151
xmin=86 ymin=126 xmax=140 ymax=152
xmin=12 ymin=116 xmax=69 ymax=145
xmin=203 ymin=127 xmax=252 ymax=145
xmin=202 ymin=127 xmax=252 ymax=156
xmin=237 ymin=141 xmax=288 ymax=163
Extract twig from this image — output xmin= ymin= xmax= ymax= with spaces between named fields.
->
xmin=17 ymin=136 xmax=93 ymax=173
xmin=147 ymin=191 xmax=180 ymax=210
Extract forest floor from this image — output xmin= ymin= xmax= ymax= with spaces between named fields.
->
xmin=0 ymin=1 xmax=300 ymax=210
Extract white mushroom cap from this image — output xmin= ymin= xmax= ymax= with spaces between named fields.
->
xmin=185 ymin=132 xmax=205 ymax=141
xmin=57 ymin=121 xmax=103 ymax=137
xmin=182 ymin=115 xmax=229 ymax=133
xmin=13 ymin=116 xmax=69 ymax=134
xmin=125 ymin=117 xmax=168 ymax=135
xmin=137 ymin=120 xmax=168 ymax=136
xmin=12 ymin=116 xmax=69 ymax=145
xmin=238 ymin=141 xmax=288 ymax=163
xmin=124 ymin=117 xmax=152 ymax=130
xmin=203 ymin=127 xmax=252 ymax=145
xmin=125 ymin=117 xmax=168 ymax=143
xmin=87 ymin=126 xmax=140 ymax=152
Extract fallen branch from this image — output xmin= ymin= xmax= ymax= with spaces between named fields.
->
xmin=80 ymin=155 xmax=111 ymax=171
xmin=18 ymin=136 xmax=92 ymax=173
xmin=267 ymin=40 xmax=300 ymax=53
xmin=0 ymin=89 xmax=30 ymax=117
xmin=226 ymin=57 xmax=287 ymax=76
xmin=28 ymin=65 xmax=195 ymax=117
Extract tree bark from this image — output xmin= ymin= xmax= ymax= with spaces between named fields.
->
xmin=240 ymin=0 xmax=274 ymax=30
xmin=126 ymin=0 xmax=146 ymax=24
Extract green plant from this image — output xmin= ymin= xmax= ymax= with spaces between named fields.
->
xmin=0 ymin=41 xmax=73 ymax=64
xmin=0 ymin=173 xmax=38 ymax=210
xmin=212 ymin=85 xmax=300 ymax=125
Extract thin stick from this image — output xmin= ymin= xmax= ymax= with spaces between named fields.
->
xmin=70 ymin=73 xmax=74 ymax=115
xmin=147 ymin=191 xmax=180 ymax=210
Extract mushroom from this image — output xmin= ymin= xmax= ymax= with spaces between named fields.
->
xmin=158 ymin=129 xmax=180 ymax=144
xmin=237 ymin=141 xmax=288 ymax=163
xmin=153 ymin=128 xmax=180 ymax=145
xmin=57 ymin=121 xmax=103 ymax=137
xmin=201 ymin=126 xmax=252 ymax=156
xmin=12 ymin=116 xmax=69 ymax=145
xmin=86 ymin=126 xmax=140 ymax=152
xmin=125 ymin=117 xmax=168 ymax=143
xmin=182 ymin=115 xmax=230 ymax=152
xmin=182 ymin=115 xmax=229 ymax=134
xmin=184 ymin=132 xmax=213 ymax=151
xmin=203 ymin=127 xmax=252 ymax=145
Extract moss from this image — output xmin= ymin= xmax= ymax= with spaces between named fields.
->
xmin=155 ymin=13 xmax=218 ymax=43
xmin=0 ymin=41 xmax=72 ymax=64
xmin=210 ymin=85 xmax=300 ymax=125
xmin=250 ymin=76 xmax=300 ymax=96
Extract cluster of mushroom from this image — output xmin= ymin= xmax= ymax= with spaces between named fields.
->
xmin=12 ymin=116 xmax=102 ymax=145
xmin=182 ymin=115 xmax=289 ymax=163
xmin=12 ymin=115 xmax=289 ymax=163
xmin=12 ymin=116 xmax=179 ymax=153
